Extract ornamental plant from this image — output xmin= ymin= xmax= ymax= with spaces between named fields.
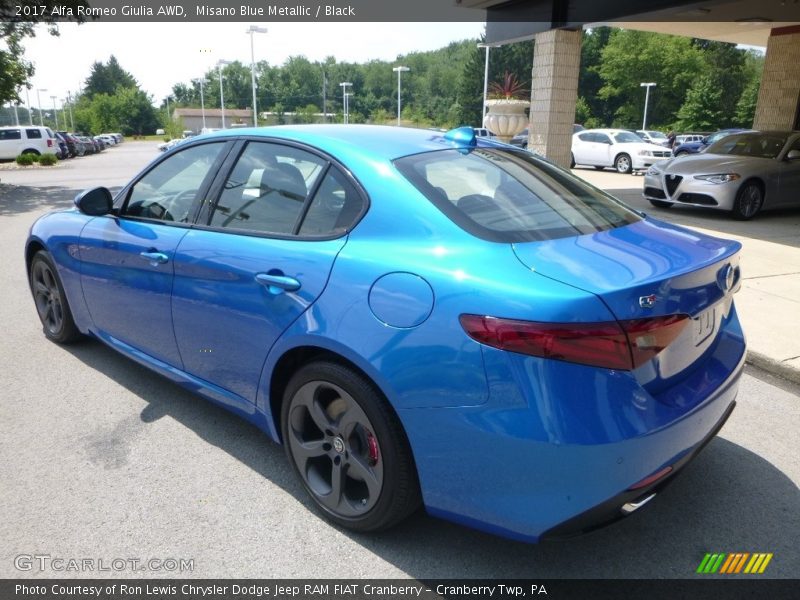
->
xmin=39 ymin=153 xmax=59 ymax=166
xmin=488 ymin=72 xmax=528 ymax=100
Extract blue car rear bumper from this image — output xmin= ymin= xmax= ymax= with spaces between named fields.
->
xmin=397 ymin=317 xmax=745 ymax=542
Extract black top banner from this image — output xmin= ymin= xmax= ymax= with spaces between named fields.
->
xmin=3 ymin=0 xmax=800 ymax=23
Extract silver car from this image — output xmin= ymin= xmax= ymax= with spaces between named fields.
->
xmin=643 ymin=131 xmax=800 ymax=219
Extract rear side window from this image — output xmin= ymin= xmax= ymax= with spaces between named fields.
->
xmin=0 ymin=129 xmax=21 ymax=140
xmin=211 ymin=141 xmax=325 ymax=235
xmin=26 ymin=129 xmax=42 ymax=139
xmin=298 ymin=167 xmax=364 ymax=237
xmin=394 ymin=148 xmax=640 ymax=243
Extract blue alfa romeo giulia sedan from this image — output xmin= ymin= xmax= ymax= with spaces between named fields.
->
xmin=26 ymin=125 xmax=746 ymax=541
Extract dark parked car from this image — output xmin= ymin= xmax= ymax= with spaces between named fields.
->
xmin=672 ymin=129 xmax=750 ymax=157
xmin=57 ymin=132 xmax=81 ymax=157
xmin=53 ymin=132 xmax=70 ymax=159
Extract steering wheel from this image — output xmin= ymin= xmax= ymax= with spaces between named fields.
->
xmin=166 ymin=189 xmax=198 ymax=222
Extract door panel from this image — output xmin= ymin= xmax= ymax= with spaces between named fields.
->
xmin=80 ymin=218 xmax=189 ymax=366
xmin=79 ymin=141 xmax=228 ymax=366
xmin=171 ymin=231 xmax=345 ymax=402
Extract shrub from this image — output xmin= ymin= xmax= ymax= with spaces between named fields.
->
xmin=38 ymin=153 xmax=59 ymax=166
xmin=15 ymin=153 xmax=36 ymax=166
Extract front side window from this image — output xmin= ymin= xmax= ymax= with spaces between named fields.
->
xmin=124 ymin=142 xmax=226 ymax=222
xmin=394 ymin=148 xmax=640 ymax=243
xmin=210 ymin=142 xmax=325 ymax=235
xmin=612 ymin=131 xmax=642 ymax=144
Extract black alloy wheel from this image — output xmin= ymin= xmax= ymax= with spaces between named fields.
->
xmin=29 ymin=251 xmax=81 ymax=343
xmin=282 ymin=361 xmax=420 ymax=532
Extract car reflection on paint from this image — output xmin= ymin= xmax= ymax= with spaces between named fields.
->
xmin=26 ymin=125 xmax=745 ymax=542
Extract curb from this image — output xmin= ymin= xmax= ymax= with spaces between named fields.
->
xmin=745 ymin=349 xmax=800 ymax=386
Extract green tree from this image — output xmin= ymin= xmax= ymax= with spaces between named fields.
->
xmin=0 ymin=0 xmax=90 ymax=104
xmin=74 ymin=86 xmax=159 ymax=135
xmin=83 ymin=56 xmax=137 ymax=99
xmin=676 ymin=76 xmax=723 ymax=131
xmin=598 ymin=29 xmax=704 ymax=128
xmin=578 ymin=27 xmax=613 ymax=126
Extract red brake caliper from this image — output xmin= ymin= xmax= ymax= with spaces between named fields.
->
xmin=366 ymin=431 xmax=379 ymax=465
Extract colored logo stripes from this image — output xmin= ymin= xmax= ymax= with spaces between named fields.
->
xmin=696 ymin=552 xmax=773 ymax=574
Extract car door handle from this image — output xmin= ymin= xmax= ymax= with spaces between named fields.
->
xmin=139 ymin=251 xmax=169 ymax=264
xmin=255 ymin=272 xmax=301 ymax=293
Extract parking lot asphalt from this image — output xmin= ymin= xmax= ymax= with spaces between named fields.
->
xmin=0 ymin=143 xmax=798 ymax=579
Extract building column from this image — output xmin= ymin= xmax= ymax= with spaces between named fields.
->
xmin=528 ymin=29 xmax=581 ymax=168
xmin=753 ymin=26 xmax=800 ymax=130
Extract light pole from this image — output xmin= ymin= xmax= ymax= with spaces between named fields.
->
xmin=165 ymin=95 xmax=170 ymax=123
xmin=217 ymin=59 xmax=232 ymax=128
xmin=477 ymin=42 xmax=501 ymax=124
xmin=392 ymin=66 xmax=410 ymax=126
xmin=12 ymin=99 xmax=19 ymax=126
xmin=66 ymin=92 xmax=74 ymax=130
xmin=246 ymin=26 xmax=267 ymax=127
xmin=198 ymin=78 xmax=207 ymax=131
xmin=25 ymin=88 xmax=33 ymax=125
xmin=36 ymin=88 xmax=47 ymax=126
xmin=339 ymin=81 xmax=352 ymax=124
xmin=640 ymin=82 xmax=657 ymax=130
xmin=50 ymin=96 xmax=59 ymax=129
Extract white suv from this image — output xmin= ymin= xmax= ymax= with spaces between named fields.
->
xmin=0 ymin=126 xmax=58 ymax=160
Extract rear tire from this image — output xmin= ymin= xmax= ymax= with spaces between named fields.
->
xmin=29 ymin=251 xmax=81 ymax=344
xmin=732 ymin=181 xmax=763 ymax=220
xmin=281 ymin=361 xmax=421 ymax=532
xmin=569 ymin=153 xmax=576 ymax=168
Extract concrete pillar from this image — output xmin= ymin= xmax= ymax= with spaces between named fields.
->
xmin=753 ymin=26 xmax=800 ymax=131
xmin=528 ymin=29 xmax=581 ymax=168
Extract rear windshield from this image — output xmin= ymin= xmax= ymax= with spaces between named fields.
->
xmin=394 ymin=148 xmax=640 ymax=243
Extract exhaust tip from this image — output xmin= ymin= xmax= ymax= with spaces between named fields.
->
xmin=621 ymin=493 xmax=657 ymax=515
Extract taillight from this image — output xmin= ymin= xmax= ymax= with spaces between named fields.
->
xmin=47 ymin=139 xmax=53 ymax=147
xmin=459 ymin=314 xmax=689 ymax=371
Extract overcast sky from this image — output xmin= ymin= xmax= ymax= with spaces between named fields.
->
xmin=18 ymin=22 xmax=486 ymax=108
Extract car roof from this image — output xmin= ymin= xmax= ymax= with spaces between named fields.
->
xmin=200 ymin=124 xmax=473 ymax=161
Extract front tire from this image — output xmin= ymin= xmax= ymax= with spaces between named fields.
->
xmin=732 ymin=181 xmax=764 ymax=220
xmin=569 ymin=153 xmax=576 ymax=168
xmin=29 ymin=250 xmax=81 ymax=344
xmin=281 ymin=361 xmax=420 ymax=532
xmin=614 ymin=153 xmax=632 ymax=174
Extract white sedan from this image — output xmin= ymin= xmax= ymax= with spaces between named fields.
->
xmin=571 ymin=129 xmax=672 ymax=174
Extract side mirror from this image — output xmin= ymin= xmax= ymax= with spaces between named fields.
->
xmin=74 ymin=187 xmax=113 ymax=216
xmin=786 ymin=149 xmax=800 ymax=160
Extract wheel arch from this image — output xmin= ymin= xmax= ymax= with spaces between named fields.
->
xmin=25 ymin=238 xmax=47 ymax=275
xmin=267 ymin=344 xmax=403 ymax=447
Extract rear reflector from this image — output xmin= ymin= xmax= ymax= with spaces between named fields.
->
xmin=459 ymin=313 xmax=689 ymax=371
xmin=628 ymin=466 xmax=673 ymax=490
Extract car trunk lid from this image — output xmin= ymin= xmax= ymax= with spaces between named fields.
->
xmin=512 ymin=218 xmax=742 ymax=400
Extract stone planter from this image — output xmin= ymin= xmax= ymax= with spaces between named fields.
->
xmin=483 ymin=99 xmax=529 ymax=143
